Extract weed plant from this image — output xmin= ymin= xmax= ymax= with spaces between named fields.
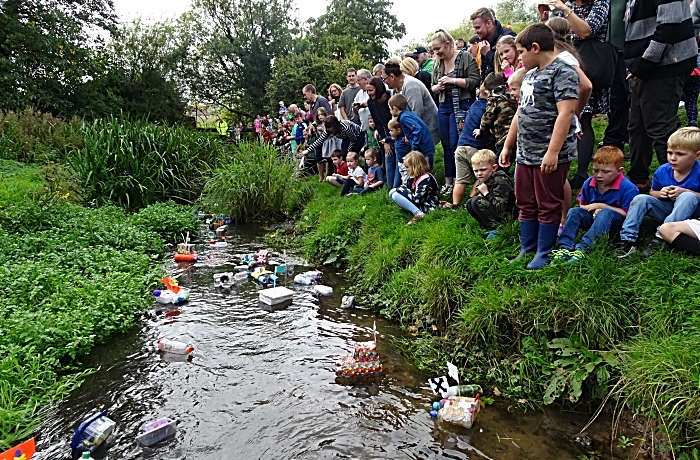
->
xmin=0 ymin=110 xmax=83 ymax=163
xmin=299 ymin=179 xmax=700 ymax=447
xmin=200 ymin=142 xmax=313 ymax=222
xmin=0 ymin=160 xmax=196 ymax=449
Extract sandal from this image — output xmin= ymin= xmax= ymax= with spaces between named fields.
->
xmin=406 ymin=213 xmax=425 ymax=226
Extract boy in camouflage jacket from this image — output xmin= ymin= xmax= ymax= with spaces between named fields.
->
xmin=474 ymin=73 xmax=517 ymax=156
xmin=466 ymin=149 xmax=516 ymax=231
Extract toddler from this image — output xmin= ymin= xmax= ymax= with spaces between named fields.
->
xmin=359 ymin=149 xmax=386 ymax=195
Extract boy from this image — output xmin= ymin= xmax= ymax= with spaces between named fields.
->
xmin=359 ymin=148 xmax=386 ymax=195
xmin=617 ymin=127 xmax=700 ymax=258
xmin=552 ymin=146 xmax=639 ymax=263
xmin=327 ymin=152 xmax=366 ymax=196
xmin=465 ymin=149 xmax=516 ymax=234
xmin=451 ymin=76 xmax=498 ymax=208
xmin=475 ymin=72 xmax=517 ymax=158
xmin=386 ymin=117 xmax=411 ymax=188
xmin=508 ymin=68 xmax=527 ymax=103
xmin=365 ymin=115 xmax=382 ymax=163
xmin=325 ymin=150 xmax=349 ymax=187
xmin=388 ymin=94 xmax=436 ymax=168
xmin=499 ymin=23 xmax=579 ymax=270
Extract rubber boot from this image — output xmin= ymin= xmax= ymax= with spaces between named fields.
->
xmin=510 ymin=220 xmax=539 ymax=263
xmin=526 ymin=222 xmax=560 ymax=270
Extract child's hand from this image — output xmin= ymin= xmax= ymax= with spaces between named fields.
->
xmin=540 ymin=152 xmax=558 ymax=174
xmin=477 ymin=183 xmax=489 ymax=195
xmin=499 ymin=148 xmax=511 ymax=168
xmin=473 ymin=128 xmax=481 ymax=137
xmin=659 ymin=186 xmax=671 ymax=199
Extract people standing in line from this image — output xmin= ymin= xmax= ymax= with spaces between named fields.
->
xmin=470 ymin=7 xmax=517 ymax=80
xmin=431 ymin=29 xmax=481 ymax=196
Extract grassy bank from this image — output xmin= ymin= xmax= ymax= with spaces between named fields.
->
xmin=0 ymin=160 xmax=199 ymax=449
xmin=298 ymin=181 xmax=700 ymax=451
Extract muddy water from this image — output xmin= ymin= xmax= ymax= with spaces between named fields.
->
xmin=33 ymin=224 xmax=611 ymax=460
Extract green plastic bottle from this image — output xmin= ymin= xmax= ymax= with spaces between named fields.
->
xmin=81 ymin=451 xmax=92 ymax=459
xmin=446 ymin=384 xmax=482 ymax=397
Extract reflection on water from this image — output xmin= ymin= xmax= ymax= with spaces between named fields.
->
xmin=33 ymin=223 xmax=602 ymax=460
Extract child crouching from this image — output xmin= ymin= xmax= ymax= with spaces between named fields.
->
xmin=389 ymin=151 xmax=440 ymax=225
xmin=465 ymin=149 xmax=516 ymax=234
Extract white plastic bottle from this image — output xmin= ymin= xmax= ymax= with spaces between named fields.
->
xmin=155 ymin=338 xmax=194 ymax=355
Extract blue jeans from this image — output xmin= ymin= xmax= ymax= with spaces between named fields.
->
xmin=393 ymin=150 xmax=408 ymax=188
xmin=558 ymin=208 xmax=625 ymax=252
xmin=438 ymin=100 xmax=473 ymax=181
xmin=390 ymin=189 xmax=421 ymax=215
xmin=385 ymin=152 xmax=396 ymax=190
xmin=620 ymin=192 xmax=700 ymax=242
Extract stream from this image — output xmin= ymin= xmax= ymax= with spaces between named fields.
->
xmin=32 ymin=223 xmax=616 ymax=460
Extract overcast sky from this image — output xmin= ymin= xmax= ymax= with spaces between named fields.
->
xmin=111 ymin=0 xmax=489 ymax=53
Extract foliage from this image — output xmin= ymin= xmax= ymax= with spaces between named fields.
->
xmin=200 ymin=142 xmax=312 ymax=222
xmin=304 ymin=0 xmax=406 ymax=64
xmin=0 ymin=110 xmax=83 ymax=163
xmin=68 ymin=115 xmax=229 ymax=210
xmin=0 ymin=161 xmax=197 ymax=448
xmin=130 ymin=201 xmax=200 ymax=243
xmin=495 ymin=0 xmax=539 ymax=31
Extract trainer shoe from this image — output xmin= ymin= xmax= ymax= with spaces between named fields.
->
xmin=567 ymin=249 xmax=586 ymax=263
xmin=550 ymin=248 xmax=572 ymax=262
xmin=640 ymin=237 xmax=665 ymax=259
xmin=635 ymin=180 xmax=651 ymax=194
xmin=616 ymin=240 xmax=638 ymax=258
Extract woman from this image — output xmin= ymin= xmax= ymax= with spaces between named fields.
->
xmin=301 ymin=115 xmax=362 ymax=158
xmin=313 ymin=108 xmax=343 ymax=182
xmin=401 ymin=57 xmax=432 ymax=94
xmin=367 ymin=76 xmax=394 ymax=185
xmin=539 ymin=0 xmax=611 ymax=189
xmin=430 ymin=29 xmax=480 ymax=196
xmin=328 ymin=83 xmax=344 ymax=119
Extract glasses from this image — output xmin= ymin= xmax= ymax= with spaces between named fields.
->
xmin=380 ymin=75 xmax=386 ymax=82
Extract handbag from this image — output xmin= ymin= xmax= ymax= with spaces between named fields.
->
xmin=573 ymin=1 xmax=617 ymax=89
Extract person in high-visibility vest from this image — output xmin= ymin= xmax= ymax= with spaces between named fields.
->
xmin=216 ymin=118 xmax=228 ymax=138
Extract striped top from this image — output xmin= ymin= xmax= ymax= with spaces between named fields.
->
xmin=307 ymin=120 xmax=362 ymax=152
xmin=624 ymin=0 xmax=697 ymax=79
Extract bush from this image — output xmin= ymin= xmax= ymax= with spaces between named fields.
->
xmin=0 ymin=110 xmax=83 ymax=163
xmin=200 ymin=142 xmax=313 ymax=222
xmin=131 ymin=201 xmax=200 ymax=243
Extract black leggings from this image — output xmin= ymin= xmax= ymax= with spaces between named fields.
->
xmin=575 ymin=113 xmax=595 ymax=182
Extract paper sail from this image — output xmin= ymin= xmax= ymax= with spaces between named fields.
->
xmin=428 ymin=376 xmax=449 ymax=398
xmin=447 ymin=362 xmax=459 ymax=385
xmin=0 ymin=438 xmax=36 ymax=460
xmin=160 ymin=277 xmax=181 ymax=294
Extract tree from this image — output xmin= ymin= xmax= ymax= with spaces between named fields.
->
xmin=495 ymin=0 xmax=539 ymax=31
xmin=0 ymin=0 xmax=117 ymax=113
xmin=188 ymin=0 xmax=296 ymax=118
xmin=305 ymin=0 xmax=405 ymax=64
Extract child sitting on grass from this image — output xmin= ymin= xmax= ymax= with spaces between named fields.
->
xmin=617 ymin=127 xmax=700 ymax=258
xmin=552 ymin=146 xmax=638 ymax=263
xmin=359 ymin=148 xmax=386 ymax=195
xmin=385 ymin=117 xmax=410 ymax=188
xmin=325 ymin=150 xmax=348 ymax=187
xmin=389 ymin=151 xmax=441 ymax=225
xmin=659 ymin=217 xmax=700 ymax=255
xmin=388 ymin=94 xmax=436 ymax=169
xmin=465 ymin=149 xmax=516 ymax=236
xmin=339 ymin=151 xmax=367 ymax=196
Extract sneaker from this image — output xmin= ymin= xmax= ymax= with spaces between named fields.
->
xmin=640 ymin=237 xmax=665 ymax=259
xmin=616 ymin=240 xmax=638 ymax=258
xmin=567 ymin=249 xmax=586 ymax=263
xmin=440 ymin=184 xmax=454 ymax=196
xmin=345 ymin=192 xmax=357 ymax=197
xmin=485 ymin=230 xmax=499 ymax=240
xmin=689 ymin=120 xmax=698 ymax=127
xmin=635 ymin=180 xmax=651 ymax=194
xmin=407 ymin=213 xmax=425 ymax=226
xmin=550 ymin=248 xmax=572 ymax=262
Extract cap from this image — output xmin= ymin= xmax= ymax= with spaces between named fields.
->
xmin=406 ymin=46 xmax=428 ymax=58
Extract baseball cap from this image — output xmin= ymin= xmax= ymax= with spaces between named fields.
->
xmin=406 ymin=46 xmax=428 ymax=58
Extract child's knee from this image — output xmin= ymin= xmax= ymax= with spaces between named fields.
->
xmin=675 ymin=191 xmax=700 ymax=205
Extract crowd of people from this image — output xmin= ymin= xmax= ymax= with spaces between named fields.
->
xmin=250 ymin=2 xmax=700 ymax=269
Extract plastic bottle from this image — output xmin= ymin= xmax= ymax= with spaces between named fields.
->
xmin=446 ymin=384 xmax=482 ymax=397
xmin=81 ymin=452 xmax=92 ymax=459
xmin=155 ymin=338 xmax=194 ymax=355
xmin=13 ymin=449 xmax=26 ymax=460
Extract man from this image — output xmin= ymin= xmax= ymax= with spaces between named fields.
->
xmin=372 ymin=64 xmax=385 ymax=77
xmin=338 ymin=68 xmax=361 ymax=124
xmin=406 ymin=46 xmax=434 ymax=74
xmin=216 ymin=117 xmax=228 ymax=139
xmin=353 ymin=69 xmax=372 ymax=152
xmin=455 ymin=38 xmax=466 ymax=50
xmin=624 ymin=0 xmax=696 ymax=191
xmin=382 ymin=58 xmax=439 ymax=148
xmin=470 ymin=7 xmax=516 ymax=80
xmin=302 ymin=84 xmax=332 ymax=120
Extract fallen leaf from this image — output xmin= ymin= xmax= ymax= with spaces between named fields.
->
xmin=493 ymin=387 xmax=501 ymax=396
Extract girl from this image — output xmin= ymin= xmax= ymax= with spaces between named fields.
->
xmin=389 ymin=151 xmax=441 ymax=226
xmin=494 ymin=36 xmax=521 ymax=80
xmin=315 ymin=108 xmax=342 ymax=181
xmin=327 ymin=83 xmax=344 ymax=119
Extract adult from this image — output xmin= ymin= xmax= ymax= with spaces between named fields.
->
xmin=624 ymin=0 xmax=696 ymax=190
xmin=328 ymin=83 xmax=344 ymax=119
xmin=301 ymin=116 xmax=363 ymax=156
xmin=470 ymin=7 xmax=516 ymax=80
xmin=353 ymin=69 xmax=372 ymax=151
xmin=338 ymin=68 xmax=361 ymax=124
xmin=367 ymin=76 xmax=394 ymax=184
xmin=302 ymin=84 xmax=331 ymax=119
xmin=382 ymin=59 xmax=440 ymax=150
xmin=430 ymin=29 xmax=480 ymax=194
xmin=400 ymin=57 xmax=432 ymax=93
xmin=372 ymin=64 xmax=385 ymax=78
xmin=216 ymin=118 xmax=228 ymax=138
xmin=406 ymin=46 xmax=435 ymax=74
xmin=539 ymin=0 xmax=612 ymax=189
xmin=455 ymin=38 xmax=466 ymax=50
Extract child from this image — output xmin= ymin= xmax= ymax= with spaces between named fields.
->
xmin=499 ymin=23 xmax=579 ymax=270
xmin=552 ymin=146 xmax=639 ymax=263
xmin=617 ymin=127 xmax=700 ymax=258
xmin=659 ymin=218 xmax=700 ymax=255
xmin=359 ymin=148 xmax=386 ymax=195
xmin=325 ymin=150 xmax=349 ymax=187
xmin=366 ymin=115 xmax=382 ymax=163
xmin=389 ymin=151 xmax=441 ymax=225
xmin=494 ymin=36 xmax=522 ymax=80
xmin=465 ymin=149 xmax=516 ymax=234
xmin=386 ymin=118 xmax=410 ymax=188
xmin=336 ymin=151 xmax=367 ymax=196
xmin=388 ymin=94 xmax=436 ymax=169
xmin=475 ymin=72 xmax=517 ymax=159
xmin=451 ymin=76 xmax=498 ymax=208
xmin=508 ymin=68 xmax=527 ymax=103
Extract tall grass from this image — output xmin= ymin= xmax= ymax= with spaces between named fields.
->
xmin=68 ymin=115 xmax=229 ymax=210
xmin=200 ymin=142 xmax=313 ymax=222
xmin=0 ymin=109 xmax=83 ymax=163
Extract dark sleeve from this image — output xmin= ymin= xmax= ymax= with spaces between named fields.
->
xmin=480 ymin=98 xmax=498 ymax=131
xmin=307 ymin=131 xmax=329 ymax=151
xmin=485 ymin=176 xmax=514 ymax=214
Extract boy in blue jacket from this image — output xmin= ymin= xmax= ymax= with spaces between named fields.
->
xmin=388 ymin=94 xmax=436 ymax=168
